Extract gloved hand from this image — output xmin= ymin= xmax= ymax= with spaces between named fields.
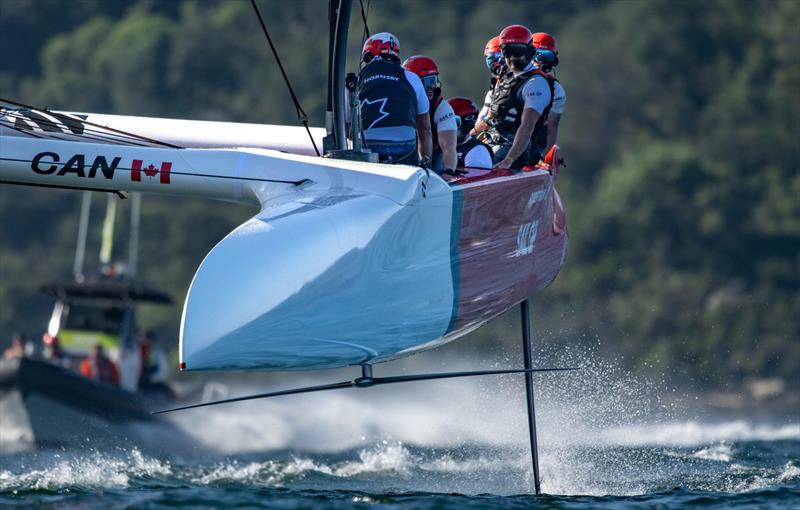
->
xmin=419 ymin=156 xmax=432 ymax=169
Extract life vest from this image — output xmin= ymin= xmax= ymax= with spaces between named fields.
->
xmin=429 ymin=94 xmax=443 ymax=150
xmin=80 ymin=357 xmax=119 ymax=385
xmin=358 ymin=59 xmax=417 ymax=133
xmin=489 ymin=68 xmax=554 ymax=157
xmin=457 ymin=136 xmax=493 ymax=168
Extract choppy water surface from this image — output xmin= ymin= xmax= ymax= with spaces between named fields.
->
xmin=1 ymin=351 xmax=798 ymax=508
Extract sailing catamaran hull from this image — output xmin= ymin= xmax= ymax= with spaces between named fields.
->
xmin=0 ymin=120 xmax=567 ymax=372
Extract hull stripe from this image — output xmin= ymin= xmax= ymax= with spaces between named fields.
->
xmin=445 ymin=188 xmax=464 ymax=334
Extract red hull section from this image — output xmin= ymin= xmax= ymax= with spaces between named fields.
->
xmin=446 ymin=166 xmax=568 ymax=334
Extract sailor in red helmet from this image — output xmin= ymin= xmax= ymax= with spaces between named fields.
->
xmin=531 ymin=32 xmax=566 ymax=154
xmin=402 ymin=55 xmax=458 ymax=174
xmin=358 ymin=32 xmax=432 ymax=166
xmin=480 ymin=25 xmax=555 ymax=169
xmin=447 ymin=97 xmax=493 ymax=170
xmin=476 ymin=36 xmax=504 ymax=126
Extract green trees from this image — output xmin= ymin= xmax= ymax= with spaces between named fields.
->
xmin=0 ymin=0 xmax=797 ymax=387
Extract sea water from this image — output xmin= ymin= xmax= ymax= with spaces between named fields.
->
xmin=1 ymin=348 xmax=798 ymax=509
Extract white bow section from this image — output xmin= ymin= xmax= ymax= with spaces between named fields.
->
xmin=179 ymin=150 xmax=456 ymax=371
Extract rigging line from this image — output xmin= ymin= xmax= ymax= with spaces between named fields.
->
xmin=249 ymin=0 xmax=320 ymax=157
xmin=0 ymin=120 xmax=46 ymax=139
xmin=0 ymin=97 xmax=182 ymax=149
xmin=2 ymin=111 xmax=162 ymax=147
xmin=358 ymin=0 xmax=371 ymax=72
xmin=1 ymin=115 xmax=155 ymax=147
xmin=360 ymin=0 xmax=370 ymax=41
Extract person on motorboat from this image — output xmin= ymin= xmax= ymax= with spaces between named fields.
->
xmin=42 ymin=333 xmax=72 ymax=368
xmin=3 ymin=333 xmax=25 ymax=359
xmin=447 ymin=97 xmax=494 ymax=170
xmin=531 ymin=32 xmax=566 ymax=157
xmin=401 ymin=55 xmax=458 ymax=174
xmin=474 ymin=25 xmax=555 ymax=169
xmin=475 ymin=35 xmax=504 ymax=127
xmin=358 ymin=32 xmax=432 ymax=167
xmin=80 ymin=343 xmax=120 ymax=386
xmin=138 ymin=329 xmax=173 ymax=398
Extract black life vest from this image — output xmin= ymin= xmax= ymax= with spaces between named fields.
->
xmin=457 ymin=136 xmax=493 ymax=168
xmin=358 ymin=59 xmax=416 ymax=133
xmin=429 ymin=94 xmax=443 ymax=150
xmin=489 ymin=68 xmax=554 ymax=156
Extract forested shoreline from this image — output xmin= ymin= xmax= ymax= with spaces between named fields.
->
xmin=1 ymin=0 xmax=797 ymax=392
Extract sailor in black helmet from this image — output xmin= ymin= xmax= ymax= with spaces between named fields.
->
xmin=358 ymin=32 xmax=432 ymax=166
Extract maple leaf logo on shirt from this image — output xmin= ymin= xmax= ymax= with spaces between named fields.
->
xmin=360 ymin=97 xmax=390 ymax=130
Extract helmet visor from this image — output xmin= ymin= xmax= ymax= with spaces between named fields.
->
xmin=420 ymin=75 xmax=440 ymax=90
xmin=534 ymin=49 xmax=557 ymax=66
xmin=501 ymin=44 xmax=530 ymax=58
xmin=485 ymin=52 xmax=502 ymax=71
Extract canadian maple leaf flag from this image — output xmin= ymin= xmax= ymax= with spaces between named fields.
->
xmin=131 ymin=159 xmax=172 ymax=184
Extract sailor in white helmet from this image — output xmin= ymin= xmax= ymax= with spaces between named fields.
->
xmin=357 ymin=32 xmax=432 ymax=166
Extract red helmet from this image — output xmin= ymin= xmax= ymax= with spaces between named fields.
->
xmin=362 ymin=32 xmax=400 ymax=62
xmin=402 ymin=55 xmax=439 ymax=78
xmin=532 ymin=32 xmax=558 ymax=53
xmin=447 ymin=97 xmax=479 ymax=119
xmin=499 ymin=25 xmax=532 ymax=47
xmin=484 ymin=36 xmax=501 ymax=56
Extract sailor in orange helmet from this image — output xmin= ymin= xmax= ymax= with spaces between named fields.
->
xmin=476 ymin=36 xmax=504 ymax=127
xmin=402 ymin=55 xmax=458 ymax=174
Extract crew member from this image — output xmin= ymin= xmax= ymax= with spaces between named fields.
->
xmin=358 ymin=32 xmax=432 ymax=166
xmin=138 ymin=329 xmax=169 ymax=393
xmin=448 ymin=97 xmax=493 ymax=169
xmin=3 ymin=333 xmax=25 ymax=359
xmin=42 ymin=333 xmax=71 ymax=368
xmin=531 ymin=32 xmax=566 ymax=155
xmin=480 ymin=25 xmax=555 ymax=169
xmin=80 ymin=344 xmax=120 ymax=386
xmin=402 ymin=55 xmax=458 ymax=173
xmin=476 ymin=35 xmax=504 ymax=126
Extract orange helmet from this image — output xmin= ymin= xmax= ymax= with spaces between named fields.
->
xmin=532 ymin=32 xmax=559 ymax=69
xmin=402 ymin=55 xmax=439 ymax=78
xmin=484 ymin=36 xmax=503 ymax=74
xmin=484 ymin=36 xmax=501 ymax=56
xmin=499 ymin=25 xmax=533 ymax=46
xmin=532 ymin=32 xmax=558 ymax=53
xmin=362 ymin=32 xmax=401 ymax=63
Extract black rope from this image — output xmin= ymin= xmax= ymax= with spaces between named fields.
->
xmin=0 ymin=97 xmax=181 ymax=148
xmin=358 ymin=0 xmax=371 ymax=72
xmin=249 ymin=0 xmax=320 ymax=157
xmin=360 ymin=0 xmax=370 ymax=40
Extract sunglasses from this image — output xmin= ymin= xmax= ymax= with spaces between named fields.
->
xmin=501 ymin=45 xmax=530 ymax=58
